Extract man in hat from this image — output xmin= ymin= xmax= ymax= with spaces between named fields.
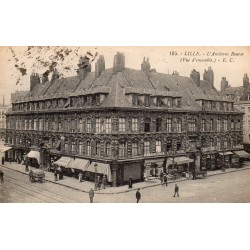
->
xmin=136 ymin=188 xmax=141 ymax=203
xmin=89 ymin=188 xmax=95 ymax=203
xmin=1 ymin=157 xmax=4 ymax=165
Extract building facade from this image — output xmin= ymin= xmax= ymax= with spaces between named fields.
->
xmin=5 ymin=52 xmax=244 ymax=186
xmin=0 ymin=96 xmax=9 ymax=140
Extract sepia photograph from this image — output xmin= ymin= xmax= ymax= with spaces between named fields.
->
xmin=1 ymin=46 xmax=250 ymax=203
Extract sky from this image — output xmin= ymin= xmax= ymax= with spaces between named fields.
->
xmin=0 ymin=46 xmax=249 ymax=105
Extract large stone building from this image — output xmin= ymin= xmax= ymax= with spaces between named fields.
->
xmin=5 ymin=52 xmax=244 ymax=186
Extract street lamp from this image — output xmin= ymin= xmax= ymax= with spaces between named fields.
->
xmin=94 ymin=162 xmax=98 ymax=190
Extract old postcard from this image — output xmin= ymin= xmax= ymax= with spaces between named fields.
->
xmin=0 ymin=46 xmax=250 ymax=203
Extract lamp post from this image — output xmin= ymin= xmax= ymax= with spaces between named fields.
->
xmin=94 ymin=162 xmax=98 ymax=190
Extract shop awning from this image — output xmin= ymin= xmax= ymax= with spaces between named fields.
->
xmin=86 ymin=162 xmax=112 ymax=182
xmin=166 ymin=156 xmax=194 ymax=166
xmin=68 ymin=158 xmax=90 ymax=171
xmin=233 ymin=150 xmax=250 ymax=158
xmin=0 ymin=146 xmax=12 ymax=153
xmin=27 ymin=150 xmax=40 ymax=164
xmin=53 ymin=156 xmax=73 ymax=168
xmin=219 ymin=151 xmax=234 ymax=156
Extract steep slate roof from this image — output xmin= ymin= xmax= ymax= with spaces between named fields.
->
xmin=12 ymin=66 xmax=232 ymax=112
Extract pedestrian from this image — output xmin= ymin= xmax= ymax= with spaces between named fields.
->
xmin=128 ymin=177 xmax=133 ymax=189
xmin=79 ymin=172 xmax=83 ymax=182
xmin=89 ymin=188 xmax=94 ymax=203
xmin=29 ymin=170 xmax=34 ymax=182
xmin=9 ymin=158 xmax=12 ymax=164
xmin=96 ymin=175 xmax=101 ymax=190
xmin=136 ymin=188 xmax=141 ymax=203
xmin=1 ymin=157 xmax=4 ymax=165
xmin=102 ymin=175 xmax=107 ymax=189
xmin=192 ymin=170 xmax=196 ymax=180
xmin=0 ymin=170 xmax=4 ymax=182
xmin=160 ymin=171 xmax=164 ymax=184
xmin=25 ymin=162 xmax=29 ymax=172
xmin=173 ymin=184 xmax=179 ymax=197
xmin=163 ymin=174 xmax=168 ymax=186
xmin=54 ymin=169 xmax=58 ymax=181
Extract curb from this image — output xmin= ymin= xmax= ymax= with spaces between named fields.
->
xmin=1 ymin=164 xmax=250 ymax=195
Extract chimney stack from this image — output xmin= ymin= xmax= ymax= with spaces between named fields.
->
xmin=141 ymin=57 xmax=151 ymax=76
xmin=203 ymin=66 xmax=214 ymax=86
xmin=95 ymin=55 xmax=105 ymax=78
xmin=243 ymin=73 xmax=249 ymax=89
xmin=190 ymin=69 xmax=200 ymax=87
xmin=113 ymin=52 xmax=125 ymax=74
xmin=78 ymin=56 xmax=91 ymax=80
xmin=30 ymin=72 xmax=40 ymax=91
xmin=221 ymin=77 xmax=229 ymax=94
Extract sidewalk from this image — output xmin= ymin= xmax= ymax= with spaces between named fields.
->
xmin=1 ymin=161 xmax=250 ymax=194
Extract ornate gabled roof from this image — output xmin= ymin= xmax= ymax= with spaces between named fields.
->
xmin=11 ymin=62 xmax=230 ymax=111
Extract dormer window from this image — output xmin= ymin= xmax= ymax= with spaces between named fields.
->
xmin=144 ymin=95 xmax=150 ymax=107
xmin=156 ymin=97 xmax=162 ymax=107
xmin=132 ymin=94 xmax=138 ymax=106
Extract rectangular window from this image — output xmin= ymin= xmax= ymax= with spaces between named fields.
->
xmin=79 ymin=141 xmax=83 ymax=155
xmin=166 ymin=118 xmax=172 ymax=132
xmin=71 ymin=141 xmax=76 ymax=153
xmin=105 ymin=118 xmax=111 ymax=133
xmin=64 ymin=141 xmax=68 ymax=152
xmin=58 ymin=121 xmax=62 ymax=131
xmin=217 ymin=138 xmax=221 ymax=150
xmin=144 ymin=117 xmax=151 ymax=132
xmin=217 ymin=119 xmax=221 ymax=131
xmin=119 ymin=142 xmax=126 ymax=158
xmin=144 ymin=141 xmax=150 ymax=156
xmin=86 ymin=141 xmax=91 ymax=156
xmin=96 ymin=118 xmax=101 ymax=133
xmin=87 ymin=118 xmax=91 ymax=133
xmin=176 ymin=119 xmax=182 ymax=132
xmin=119 ymin=118 xmax=126 ymax=132
xmin=79 ymin=118 xmax=83 ymax=132
xmin=52 ymin=120 xmax=56 ymax=131
xmin=156 ymin=140 xmax=162 ymax=153
xmin=231 ymin=119 xmax=234 ymax=130
xmin=209 ymin=119 xmax=213 ymax=131
xmin=210 ymin=138 xmax=213 ymax=147
xmin=96 ymin=142 xmax=101 ymax=156
xmin=131 ymin=118 xmax=138 ymax=132
xmin=202 ymin=119 xmax=205 ymax=132
xmin=188 ymin=119 xmax=196 ymax=132
xmin=132 ymin=142 xmax=139 ymax=156
xmin=223 ymin=119 xmax=228 ymax=131
xmin=106 ymin=143 xmax=111 ymax=157
xmin=156 ymin=118 xmax=162 ymax=132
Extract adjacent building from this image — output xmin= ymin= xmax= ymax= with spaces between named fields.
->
xmin=0 ymin=95 xmax=9 ymax=140
xmin=5 ymin=52 xmax=244 ymax=186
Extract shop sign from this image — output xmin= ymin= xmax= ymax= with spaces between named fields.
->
xmin=145 ymin=159 xmax=164 ymax=164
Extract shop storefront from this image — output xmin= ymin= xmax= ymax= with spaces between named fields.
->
xmin=166 ymin=156 xmax=194 ymax=174
xmin=218 ymin=151 xmax=234 ymax=168
xmin=53 ymin=156 xmax=73 ymax=176
xmin=0 ymin=145 xmax=13 ymax=162
xmin=68 ymin=158 xmax=90 ymax=178
xmin=144 ymin=158 xmax=165 ymax=179
xmin=84 ymin=162 xmax=112 ymax=183
xmin=232 ymin=150 xmax=250 ymax=167
xmin=201 ymin=154 xmax=216 ymax=170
